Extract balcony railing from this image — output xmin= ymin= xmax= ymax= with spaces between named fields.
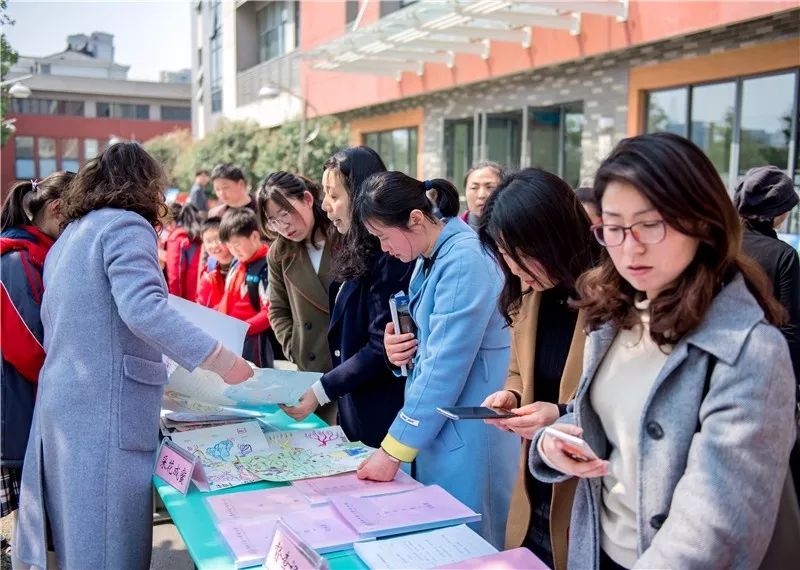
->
xmin=237 ymin=50 xmax=301 ymax=108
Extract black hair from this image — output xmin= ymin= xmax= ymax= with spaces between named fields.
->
xmin=175 ymin=203 xmax=204 ymax=241
xmin=255 ymin=171 xmax=333 ymax=259
xmin=574 ymin=186 xmax=598 ymax=207
xmin=195 ymin=169 xmax=210 ymax=177
xmin=479 ymin=168 xmax=600 ymax=325
xmin=1 ymin=171 xmax=75 ymax=232
xmin=356 ymin=172 xmax=460 ymax=229
xmin=219 ymin=208 xmax=262 ymax=242
xmin=463 ymin=161 xmax=504 ymax=190
xmin=201 ymin=215 xmax=222 ymax=235
xmin=324 ymin=146 xmax=387 ymax=280
xmin=210 ymin=163 xmax=246 ymax=183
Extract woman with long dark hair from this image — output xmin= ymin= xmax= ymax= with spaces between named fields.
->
xmin=354 ymin=172 xmax=519 ymax=548
xmin=478 ymin=169 xmax=599 ymax=570
xmin=281 ymin=147 xmax=412 ymax=448
xmin=531 ymin=133 xmax=796 ymax=569
xmin=165 ymin=202 xmax=203 ymax=301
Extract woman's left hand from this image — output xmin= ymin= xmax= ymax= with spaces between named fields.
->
xmin=357 ymin=448 xmax=401 ymax=482
xmin=280 ymin=389 xmax=319 ymax=421
xmin=499 ymin=402 xmax=561 ymax=440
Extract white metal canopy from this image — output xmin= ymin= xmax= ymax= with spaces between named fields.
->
xmin=304 ymin=0 xmax=628 ymax=79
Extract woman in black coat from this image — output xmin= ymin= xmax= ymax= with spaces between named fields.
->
xmin=281 ymin=147 xmax=412 ymax=447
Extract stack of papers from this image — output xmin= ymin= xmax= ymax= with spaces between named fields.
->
xmin=206 ymin=486 xmax=309 ymax=522
xmin=281 ymin=505 xmax=374 ymax=554
xmin=291 ymin=470 xmax=421 ymax=505
xmin=353 ymin=525 xmax=497 ymax=569
xmin=329 ymin=484 xmax=481 ymax=539
xmin=434 ymin=547 xmax=550 ymax=569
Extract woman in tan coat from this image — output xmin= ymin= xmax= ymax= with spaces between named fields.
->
xmin=479 ymin=169 xmax=599 ymax=570
xmin=257 ymin=171 xmax=337 ymax=423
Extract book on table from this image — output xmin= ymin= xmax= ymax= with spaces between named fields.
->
xmin=353 ymin=524 xmax=497 ymax=570
xmin=205 ymin=486 xmax=310 ymax=522
xmin=329 ymin=484 xmax=481 ymax=539
xmin=291 ymin=469 xmax=422 ymax=505
xmin=434 ymin=547 xmax=550 ymax=569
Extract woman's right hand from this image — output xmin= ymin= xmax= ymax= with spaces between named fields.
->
xmin=200 ymin=344 xmax=254 ymax=385
xmin=384 ymin=322 xmax=417 ymax=367
xmin=540 ymin=423 xmax=608 ymax=478
xmin=222 ymin=355 xmax=254 ymax=385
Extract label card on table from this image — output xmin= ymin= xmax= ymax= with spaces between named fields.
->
xmin=154 ymin=439 xmax=200 ymax=495
xmin=264 ymin=520 xmax=329 ymax=570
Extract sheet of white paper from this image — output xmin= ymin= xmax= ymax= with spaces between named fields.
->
xmin=168 ymin=294 xmax=249 ymax=354
xmin=165 ymin=366 xmax=321 ymax=408
xmin=353 ymin=525 xmax=497 ymax=570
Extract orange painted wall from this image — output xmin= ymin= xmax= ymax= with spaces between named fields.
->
xmin=299 ymin=1 xmax=798 ymax=117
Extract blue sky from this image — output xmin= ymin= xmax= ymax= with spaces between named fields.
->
xmin=5 ymin=0 xmax=192 ymax=81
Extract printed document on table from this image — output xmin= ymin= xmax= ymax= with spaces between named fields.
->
xmin=353 ymin=525 xmax=497 ymax=570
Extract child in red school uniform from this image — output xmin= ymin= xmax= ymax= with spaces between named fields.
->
xmin=218 ymin=208 xmax=274 ymax=367
xmin=165 ymin=203 xmax=203 ymax=301
xmin=196 ymin=216 xmax=234 ymax=308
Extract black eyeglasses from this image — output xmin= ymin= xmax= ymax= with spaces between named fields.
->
xmin=592 ymin=220 xmax=667 ymax=247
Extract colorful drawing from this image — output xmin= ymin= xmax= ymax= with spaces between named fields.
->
xmin=170 ymin=421 xmax=273 ymax=492
xmin=239 ymin=427 xmax=376 ymax=483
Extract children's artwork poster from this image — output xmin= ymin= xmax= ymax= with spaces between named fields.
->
xmin=170 ymin=420 xmax=273 ymax=491
xmin=237 ymin=427 xmax=375 ymax=483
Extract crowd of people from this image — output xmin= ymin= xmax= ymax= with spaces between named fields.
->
xmin=1 ymin=131 xmax=798 ymax=569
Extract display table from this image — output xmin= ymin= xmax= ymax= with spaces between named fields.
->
xmin=153 ymin=407 xmax=369 ymax=570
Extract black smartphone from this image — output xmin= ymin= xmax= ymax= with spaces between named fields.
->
xmin=436 ymin=406 xmax=517 ymax=420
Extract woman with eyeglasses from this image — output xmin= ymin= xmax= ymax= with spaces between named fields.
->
xmin=257 ymin=171 xmax=338 ymax=423
xmin=530 ymin=133 xmax=797 ymax=569
xmin=354 ymin=172 xmax=519 ymax=549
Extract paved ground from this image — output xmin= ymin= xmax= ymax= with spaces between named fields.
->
xmin=0 ymin=513 xmax=193 ymax=570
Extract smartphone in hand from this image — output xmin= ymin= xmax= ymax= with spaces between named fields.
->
xmin=544 ymin=426 xmax=599 ymax=462
xmin=437 ymin=406 xmax=517 ymax=420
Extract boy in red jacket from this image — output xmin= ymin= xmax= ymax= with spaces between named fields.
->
xmin=196 ymin=216 xmax=234 ymax=308
xmin=218 ymin=208 xmax=273 ymax=367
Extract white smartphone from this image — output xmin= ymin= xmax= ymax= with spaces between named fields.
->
xmin=543 ymin=426 xmax=599 ymax=462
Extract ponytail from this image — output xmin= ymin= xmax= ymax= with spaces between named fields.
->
xmin=357 ymin=171 xmax=459 ymax=228
xmin=426 ymin=178 xmax=460 ymax=218
xmin=0 ymin=181 xmax=35 ymax=232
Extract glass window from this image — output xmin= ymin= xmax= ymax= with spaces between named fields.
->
xmin=486 ymin=111 xmax=522 ymax=170
xmin=57 ymin=100 xmax=84 ymax=116
xmin=136 ymin=105 xmax=150 ymax=120
xmin=258 ymin=1 xmax=296 ymax=62
xmin=363 ymin=127 xmax=418 ymax=176
xmin=38 ymin=138 xmax=57 ymax=177
xmin=210 ymin=0 xmax=223 ymax=113
xmin=346 ymin=0 xmax=359 ymax=25
xmin=84 ymin=139 xmax=99 ymax=160
xmin=96 ymin=102 xmax=111 ymax=118
xmin=161 ymin=106 xmax=192 ymax=121
xmin=739 ymin=72 xmax=795 ymax=175
xmin=690 ymin=82 xmax=735 ymax=183
xmin=61 ymin=138 xmax=80 ymax=173
xmin=647 ymin=88 xmax=688 ymax=136
xmin=563 ymin=101 xmax=585 ymax=188
xmin=15 ymin=136 xmax=35 ymax=179
xmin=528 ymin=107 xmax=561 ymax=175
xmin=444 ymin=118 xmax=474 ymax=189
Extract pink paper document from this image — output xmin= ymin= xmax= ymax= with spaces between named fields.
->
xmin=281 ymin=504 xmax=374 ymax=554
xmin=218 ymin=516 xmax=281 ymax=569
xmin=291 ymin=470 xmax=422 ymax=505
xmin=329 ymin=484 xmax=480 ymax=538
xmin=435 ymin=547 xmax=550 ymax=569
xmin=206 ymin=486 xmax=309 ymax=522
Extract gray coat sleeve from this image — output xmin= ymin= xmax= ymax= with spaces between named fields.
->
xmin=635 ymin=323 xmax=796 ymax=569
xmin=101 ymin=212 xmax=217 ymax=370
xmin=528 ymin=407 xmax=577 ymax=484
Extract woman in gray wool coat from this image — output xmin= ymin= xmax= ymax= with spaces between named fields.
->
xmin=13 ymin=142 xmax=253 ymax=570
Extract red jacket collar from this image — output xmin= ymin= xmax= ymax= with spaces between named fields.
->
xmin=243 ymin=244 xmax=268 ymax=266
xmin=0 ymin=225 xmax=54 ymax=266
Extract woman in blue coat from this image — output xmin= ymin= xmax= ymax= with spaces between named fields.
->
xmin=281 ymin=147 xmax=412 ymax=448
xmin=355 ymin=172 xmax=519 ymax=548
xmin=13 ymin=143 xmax=253 ymax=570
